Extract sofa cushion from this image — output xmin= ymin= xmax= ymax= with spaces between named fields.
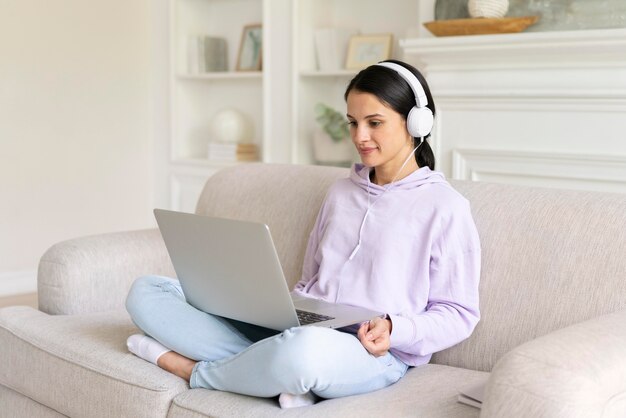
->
xmin=433 ymin=181 xmax=626 ymax=372
xmin=0 ymin=306 xmax=188 ymax=418
xmin=0 ymin=384 xmax=66 ymax=418
xmin=166 ymin=364 xmax=489 ymax=418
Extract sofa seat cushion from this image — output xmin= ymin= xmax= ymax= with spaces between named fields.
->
xmin=0 ymin=384 xmax=67 ymax=418
xmin=0 ymin=306 xmax=188 ymax=418
xmin=167 ymin=364 xmax=489 ymax=418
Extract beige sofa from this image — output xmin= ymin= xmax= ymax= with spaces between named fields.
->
xmin=1 ymin=163 xmax=625 ymax=418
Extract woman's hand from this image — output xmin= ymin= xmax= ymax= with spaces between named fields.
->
xmin=358 ymin=317 xmax=392 ymax=357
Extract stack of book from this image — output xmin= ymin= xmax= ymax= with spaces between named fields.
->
xmin=208 ymin=142 xmax=258 ymax=162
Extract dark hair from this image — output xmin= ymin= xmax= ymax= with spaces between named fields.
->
xmin=344 ymin=59 xmax=436 ymax=170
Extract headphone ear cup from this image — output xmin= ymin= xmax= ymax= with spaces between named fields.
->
xmin=406 ymin=106 xmax=434 ymax=138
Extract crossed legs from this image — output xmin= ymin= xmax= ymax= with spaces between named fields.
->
xmin=125 ymin=275 xmax=408 ymax=401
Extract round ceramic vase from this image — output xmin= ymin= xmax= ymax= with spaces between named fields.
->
xmin=468 ymin=0 xmax=509 ymax=18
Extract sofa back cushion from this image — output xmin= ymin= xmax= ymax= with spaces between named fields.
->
xmin=196 ymin=163 xmax=626 ymax=372
xmin=435 ymin=180 xmax=626 ymax=371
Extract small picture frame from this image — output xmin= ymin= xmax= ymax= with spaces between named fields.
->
xmin=236 ymin=24 xmax=263 ymax=71
xmin=345 ymin=34 xmax=394 ymax=70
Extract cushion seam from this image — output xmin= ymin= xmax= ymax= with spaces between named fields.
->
xmin=504 ymin=350 xmax=604 ymax=384
xmin=489 ymin=381 xmax=605 ymax=409
xmin=0 ymin=383 xmax=69 ymax=417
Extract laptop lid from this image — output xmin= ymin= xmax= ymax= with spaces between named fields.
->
xmin=154 ymin=209 xmax=301 ymax=330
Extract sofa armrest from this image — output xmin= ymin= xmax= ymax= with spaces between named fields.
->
xmin=38 ymin=229 xmax=175 ymax=315
xmin=481 ymin=309 xmax=626 ymax=418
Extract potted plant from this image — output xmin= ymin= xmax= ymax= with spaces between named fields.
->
xmin=312 ymin=103 xmax=355 ymax=166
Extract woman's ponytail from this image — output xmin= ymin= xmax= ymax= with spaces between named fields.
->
xmin=415 ymin=138 xmax=435 ymax=170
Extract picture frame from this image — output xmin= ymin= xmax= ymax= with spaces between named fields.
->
xmin=345 ymin=34 xmax=394 ymax=70
xmin=236 ymin=24 xmax=263 ymax=71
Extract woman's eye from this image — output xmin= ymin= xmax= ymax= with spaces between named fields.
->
xmin=347 ymin=121 xmax=357 ymax=127
xmin=370 ymin=120 xmax=381 ymax=127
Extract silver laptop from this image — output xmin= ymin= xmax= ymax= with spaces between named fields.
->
xmin=154 ymin=209 xmax=382 ymax=331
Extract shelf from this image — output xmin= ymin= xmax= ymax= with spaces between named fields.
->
xmin=401 ymin=27 xmax=626 ymax=71
xmin=176 ymin=71 xmax=263 ymax=81
xmin=299 ymin=70 xmax=357 ymax=78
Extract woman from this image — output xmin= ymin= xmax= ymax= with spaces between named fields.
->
xmin=125 ymin=60 xmax=481 ymax=408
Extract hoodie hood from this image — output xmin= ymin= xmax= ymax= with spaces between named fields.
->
xmin=349 ymin=163 xmax=447 ymax=196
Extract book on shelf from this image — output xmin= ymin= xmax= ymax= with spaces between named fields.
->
xmin=187 ymin=35 xmax=227 ymax=74
xmin=207 ymin=142 xmax=258 ymax=162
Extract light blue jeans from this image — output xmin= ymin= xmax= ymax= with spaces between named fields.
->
xmin=125 ymin=275 xmax=409 ymax=399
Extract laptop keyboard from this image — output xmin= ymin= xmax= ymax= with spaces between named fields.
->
xmin=296 ymin=309 xmax=335 ymax=325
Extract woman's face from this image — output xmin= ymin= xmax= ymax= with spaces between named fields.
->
xmin=346 ymin=90 xmax=414 ymax=171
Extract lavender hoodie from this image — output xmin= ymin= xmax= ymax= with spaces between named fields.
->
xmin=293 ymin=164 xmax=481 ymax=366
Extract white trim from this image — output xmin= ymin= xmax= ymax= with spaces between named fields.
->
xmin=452 ymin=149 xmax=626 ymax=193
xmin=435 ymin=96 xmax=626 ymax=112
xmin=401 ymin=28 xmax=626 ymax=72
xmin=0 ymin=271 xmax=37 ymax=297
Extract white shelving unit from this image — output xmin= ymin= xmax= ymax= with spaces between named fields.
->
xmin=165 ymin=0 xmax=422 ymax=210
xmin=169 ymin=0 xmax=265 ymax=211
xmin=291 ymin=0 xmax=420 ymax=165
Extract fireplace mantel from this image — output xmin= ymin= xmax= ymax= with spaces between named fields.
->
xmin=402 ymin=28 xmax=626 ymax=70
xmin=399 ymin=28 xmax=626 ymax=193
xmin=401 ymin=28 xmax=626 ymax=99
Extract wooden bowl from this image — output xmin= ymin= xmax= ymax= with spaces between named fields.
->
xmin=423 ymin=16 xmax=539 ymax=37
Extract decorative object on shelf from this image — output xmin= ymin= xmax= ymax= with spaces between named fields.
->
xmin=209 ymin=108 xmax=254 ymax=144
xmin=186 ymin=36 xmax=227 ymax=74
xmin=468 ymin=0 xmax=509 ymax=18
xmin=312 ymin=103 xmax=354 ymax=167
xmin=207 ymin=142 xmax=258 ymax=162
xmin=314 ymin=28 xmax=358 ymax=71
xmin=345 ymin=34 xmax=393 ymax=70
xmin=424 ymin=16 xmax=539 ymax=36
xmin=236 ymin=24 xmax=262 ymax=71
xmin=315 ymin=103 xmax=349 ymax=143
xmin=434 ymin=0 xmax=626 ymax=33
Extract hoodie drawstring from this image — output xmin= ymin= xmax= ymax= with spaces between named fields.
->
xmin=348 ymin=144 xmax=422 ymax=261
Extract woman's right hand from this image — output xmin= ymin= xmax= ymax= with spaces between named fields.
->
xmin=357 ymin=317 xmax=392 ymax=357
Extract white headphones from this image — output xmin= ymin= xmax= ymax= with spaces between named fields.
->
xmin=376 ymin=61 xmax=434 ymax=139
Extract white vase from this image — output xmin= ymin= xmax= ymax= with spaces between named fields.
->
xmin=468 ymin=0 xmax=509 ymax=18
xmin=312 ymin=129 xmax=354 ymax=166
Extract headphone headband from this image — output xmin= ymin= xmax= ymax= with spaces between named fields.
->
xmin=375 ymin=61 xmax=433 ymax=139
xmin=376 ymin=61 xmax=428 ymax=108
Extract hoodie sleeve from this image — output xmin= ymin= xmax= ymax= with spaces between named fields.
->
xmin=388 ymin=199 xmax=481 ymax=357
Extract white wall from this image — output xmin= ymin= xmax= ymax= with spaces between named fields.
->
xmin=0 ymin=0 xmax=156 ymax=295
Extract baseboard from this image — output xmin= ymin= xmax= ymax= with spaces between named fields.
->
xmin=0 ymin=271 xmax=37 ymax=297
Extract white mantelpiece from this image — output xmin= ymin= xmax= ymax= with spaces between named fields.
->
xmin=401 ymin=28 xmax=626 ymax=193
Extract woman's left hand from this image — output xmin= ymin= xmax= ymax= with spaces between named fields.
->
xmin=358 ymin=317 xmax=392 ymax=357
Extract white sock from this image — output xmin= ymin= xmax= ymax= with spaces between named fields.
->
xmin=278 ymin=392 xmax=317 ymax=409
xmin=127 ymin=334 xmax=171 ymax=365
